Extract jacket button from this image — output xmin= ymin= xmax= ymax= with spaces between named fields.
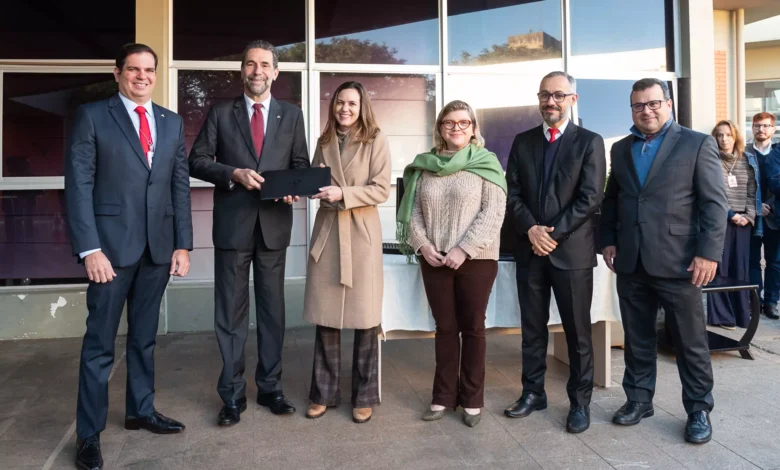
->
xmin=148 ymin=181 xmax=152 ymax=186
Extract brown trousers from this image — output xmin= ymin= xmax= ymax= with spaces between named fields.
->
xmin=419 ymin=257 xmax=498 ymax=408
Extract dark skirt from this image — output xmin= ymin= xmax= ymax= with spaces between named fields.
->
xmin=707 ymin=222 xmax=751 ymax=327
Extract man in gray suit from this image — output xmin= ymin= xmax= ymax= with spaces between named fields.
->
xmin=600 ymin=78 xmax=727 ymax=444
xmin=189 ymin=40 xmax=310 ymax=426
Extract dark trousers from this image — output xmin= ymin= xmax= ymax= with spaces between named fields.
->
xmin=516 ymin=255 xmax=594 ymax=407
xmin=309 ymin=326 xmax=380 ymax=408
xmin=419 ymin=258 xmax=497 ymax=409
xmin=77 ymin=248 xmax=169 ymax=439
xmin=214 ymin=224 xmax=287 ymax=403
xmin=708 ymin=223 xmax=751 ymax=328
xmin=750 ymin=227 xmax=780 ymax=306
xmin=617 ymin=258 xmax=714 ymax=414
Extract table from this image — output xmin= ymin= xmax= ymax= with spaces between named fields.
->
xmin=379 ymin=254 xmax=622 ymax=388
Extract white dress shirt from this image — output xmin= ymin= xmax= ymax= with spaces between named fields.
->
xmin=542 ymin=118 xmax=570 ymax=142
xmin=753 ymin=141 xmax=773 ymax=156
xmin=244 ymin=93 xmax=271 ymax=134
xmin=80 ymin=93 xmax=157 ymax=259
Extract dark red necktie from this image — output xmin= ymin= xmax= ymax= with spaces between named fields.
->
xmin=135 ymin=106 xmax=153 ymax=167
xmin=548 ymin=127 xmax=559 ymax=143
xmin=251 ymin=103 xmax=265 ymax=159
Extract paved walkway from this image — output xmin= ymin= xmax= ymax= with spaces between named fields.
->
xmin=2 ymin=324 xmax=780 ymax=469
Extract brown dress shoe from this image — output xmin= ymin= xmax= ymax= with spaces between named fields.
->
xmin=306 ymin=404 xmax=328 ymax=419
xmin=352 ymin=407 xmax=372 ymax=424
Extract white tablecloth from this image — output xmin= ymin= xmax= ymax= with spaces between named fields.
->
xmin=382 ymin=254 xmax=622 ymax=333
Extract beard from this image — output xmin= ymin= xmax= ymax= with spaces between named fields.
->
xmin=754 ymin=133 xmax=771 ymax=143
xmin=541 ymin=105 xmax=563 ymax=124
xmin=244 ymin=75 xmax=272 ymax=97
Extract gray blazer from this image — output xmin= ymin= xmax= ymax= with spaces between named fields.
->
xmin=599 ymin=122 xmax=728 ymax=278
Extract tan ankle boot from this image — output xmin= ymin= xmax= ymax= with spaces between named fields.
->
xmin=352 ymin=407 xmax=372 ymax=424
xmin=306 ymin=404 xmax=327 ymax=419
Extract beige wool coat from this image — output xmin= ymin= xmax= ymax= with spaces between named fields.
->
xmin=302 ymin=131 xmax=391 ymax=330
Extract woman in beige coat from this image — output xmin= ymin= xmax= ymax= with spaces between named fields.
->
xmin=303 ymin=81 xmax=391 ymax=424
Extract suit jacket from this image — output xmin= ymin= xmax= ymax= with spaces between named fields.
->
xmin=599 ymin=122 xmax=728 ymax=278
xmin=64 ymin=94 xmax=193 ymax=268
xmin=506 ymin=123 xmax=607 ymax=270
xmin=188 ymin=96 xmax=310 ymax=250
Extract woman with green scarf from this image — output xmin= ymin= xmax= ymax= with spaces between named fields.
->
xmin=397 ymin=100 xmax=507 ymax=427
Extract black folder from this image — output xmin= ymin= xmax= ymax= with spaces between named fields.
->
xmin=260 ymin=167 xmax=332 ymax=200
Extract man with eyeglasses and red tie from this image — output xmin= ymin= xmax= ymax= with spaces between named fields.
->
xmin=748 ymin=113 xmax=779 ymax=319
xmin=504 ymin=71 xmax=606 ymax=434
xmin=600 ymin=78 xmax=727 ymax=444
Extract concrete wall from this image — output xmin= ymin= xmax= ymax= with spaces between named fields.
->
xmin=746 ymin=46 xmax=780 ymax=80
xmin=713 ymin=10 xmax=735 ymax=121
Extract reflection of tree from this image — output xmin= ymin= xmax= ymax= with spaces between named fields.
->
xmin=453 ymin=43 xmax=560 ymax=66
xmin=281 ymin=37 xmax=407 ymax=65
xmin=178 ymin=71 xmax=242 ymax=126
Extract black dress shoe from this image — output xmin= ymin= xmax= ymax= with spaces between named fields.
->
xmin=257 ymin=392 xmax=296 ymax=415
xmin=75 ymin=435 xmax=103 ymax=470
xmin=685 ymin=410 xmax=712 ymax=444
xmin=125 ymin=411 xmax=185 ymax=434
xmin=764 ymin=303 xmax=780 ymax=320
xmin=566 ymin=405 xmax=590 ymax=433
xmin=218 ymin=397 xmax=248 ymax=426
xmin=504 ymin=392 xmax=547 ymax=418
xmin=612 ymin=401 xmax=654 ymax=426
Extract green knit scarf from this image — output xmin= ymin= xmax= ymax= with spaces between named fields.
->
xmin=396 ymin=144 xmax=507 ymax=263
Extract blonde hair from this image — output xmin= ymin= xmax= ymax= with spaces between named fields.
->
xmin=433 ymin=100 xmax=485 ymax=154
xmin=319 ymin=81 xmax=380 ymax=146
xmin=711 ymin=120 xmax=745 ymax=156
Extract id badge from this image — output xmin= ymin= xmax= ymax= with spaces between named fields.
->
xmin=728 ymin=174 xmax=737 ymax=188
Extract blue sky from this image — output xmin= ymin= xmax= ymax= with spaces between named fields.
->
xmin=576 ymin=79 xmax=635 ymax=138
xmin=316 ymin=0 xmax=667 ymax=65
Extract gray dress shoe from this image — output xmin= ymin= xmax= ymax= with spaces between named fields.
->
xmin=463 ymin=411 xmax=481 ymax=427
xmin=422 ymin=409 xmax=446 ymax=421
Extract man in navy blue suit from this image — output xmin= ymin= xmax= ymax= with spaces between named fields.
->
xmin=65 ymin=43 xmax=193 ymax=470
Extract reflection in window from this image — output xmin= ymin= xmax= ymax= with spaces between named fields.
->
xmin=570 ymin=0 xmax=669 ymax=72
xmin=173 ymin=0 xmax=306 ymax=61
xmin=0 ymin=1 xmax=134 ymax=59
xmin=315 ymin=0 xmax=438 ymax=65
xmin=2 ymin=74 xmax=117 ymax=178
xmin=576 ymin=79 xmax=636 ymax=160
xmin=177 ymin=71 xmax=302 ymax=153
xmin=448 ymin=0 xmax=562 ymax=67
xmin=319 ymin=73 xmax=436 ymax=178
xmin=0 ymin=190 xmax=87 ymax=285
xmin=746 ymin=81 xmax=780 ymax=143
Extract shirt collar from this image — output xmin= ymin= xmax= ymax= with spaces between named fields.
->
xmin=245 ymin=93 xmax=272 ymax=112
xmin=118 ymin=92 xmax=153 ymax=116
xmin=752 ymin=141 xmax=773 ymax=156
xmin=543 ymin=118 xmax=570 ymax=138
xmin=630 ymin=118 xmax=673 ymax=141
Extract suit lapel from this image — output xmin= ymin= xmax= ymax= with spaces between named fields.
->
xmin=108 ymin=94 xmax=149 ymax=171
xmin=620 ymin=138 xmax=641 ymax=192
xmin=341 ymin=137 xmax=361 ymax=173
xmin=546 ymin=124 xmax=577 ymax=196
xmin=322 ymin=137 xmax=346 ymax=187
xmin=532 ymin=126 xmax=544 ymax=188
xmin=150 ymin=103 xmax=167 ymax=174
xmin=258 ymin=97 xmax=282 ymax=170
xmin=232 ymin=96 xmax=257 ymax=161
xmin=642 ymin=122 xmax=681 ymax=189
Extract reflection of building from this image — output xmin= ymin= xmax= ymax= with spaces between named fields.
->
xmin=508 ymin=31 xmax=561 ymax=52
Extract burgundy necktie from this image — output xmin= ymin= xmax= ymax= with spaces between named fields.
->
xmin=135 ymin=106 xmax=153 ymax=167
xmin=548 ymin=127 xmax=559 ymax=143
xmin=251 ymin=103 xmax=265 ymax=159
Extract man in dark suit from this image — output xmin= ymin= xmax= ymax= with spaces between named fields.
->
xmin=65 ymin=43 xmax=193 ymax=470
xmin=504 ymin=71 xmax=606 ymax=434
xmin=189 ymin=40 xmax=310 ymax=426
xmin=600 ymin=78 xmax=727 ymax=444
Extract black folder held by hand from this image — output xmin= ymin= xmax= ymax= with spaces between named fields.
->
xmin=260 ymin=167 xmax=331 ymax=200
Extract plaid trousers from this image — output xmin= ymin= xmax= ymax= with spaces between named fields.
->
xmin=309 ymin=325 xmax=380 ymax=408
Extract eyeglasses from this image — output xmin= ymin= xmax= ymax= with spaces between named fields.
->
xmin=441 ymin=120 xmax=472 ymax=130
xmin=753 ymin=124 xmax=776 ymax=130
xmin=537 ymin=92 xmax=575 ymax=103
xmin=631 ymin=100 xmax=665 ymax=112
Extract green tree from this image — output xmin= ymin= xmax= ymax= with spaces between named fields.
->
xmin=278 ymin=37 xmax=406 ymax=64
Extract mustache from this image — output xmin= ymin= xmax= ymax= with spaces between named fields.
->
xmin=544 ymin=106 xmax=561 ymax=112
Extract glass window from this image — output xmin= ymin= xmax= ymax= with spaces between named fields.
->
xmin=448 ymin=0 xmax=562 ymax=69
xmin=445 ymin=74 xmax=544 ymax=168
xmin=0 ymin=1 xmax=135 ymax=60
xmin=319 ymin=73 xmax=436 ymax=178
xmin=315 ymin=0 xmax=439 ymax=65
xmin=0 ymin=190 xmax=86 ymax=285
xmin=570 ymin=0 xmax=670 ymax=73
xmin=177 ymin=71 xmax=302 ymax=153
xmin=2 ymin=73 xmax=118 ymax=178
xmin=746 ymin=80 xmax=780 ymax=143
xmin=575 ymin=79 xmax=636 ymax=159
xmin=173 ymin=0 xmax=306 ymax=61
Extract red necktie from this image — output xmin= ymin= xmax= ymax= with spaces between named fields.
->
xmin=251 ymin=103 xmax=265 ymax=159
xmin=135 ymin=106 xmax=153 ymax=167
xmin=548 ymin=127 xmax=559 ymax=143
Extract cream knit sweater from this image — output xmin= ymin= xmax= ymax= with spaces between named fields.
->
xmin=408 ymin=169 xmax=507 ymax=260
